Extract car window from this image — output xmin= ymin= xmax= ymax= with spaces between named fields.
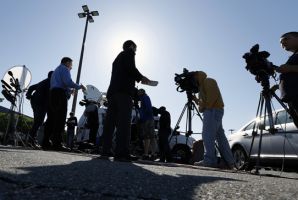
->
xmin=275 ymin=110 xmax=293 ymax=124
xmin=243 ymin=121 xmax=256 ymax=131
xmin=258 ymin=114 xmax=275 ymax=128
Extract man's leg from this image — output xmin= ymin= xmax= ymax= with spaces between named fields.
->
xmin=51 ymin=89 xmax=67 ymax=148
xmin=214 ymin=110 xmax=235 ymax=166
xmin=101 ymin=96 xmax=117 ymax=155
xmin=202 ymin=109 xmax=217 ymax=165
xmin=114 ymin=94 xmax=132 ymax=158
xmin=29 ymin=105 xmax=46 ymax=143
xmin=288 ymin=99 xmax=298 ymax=128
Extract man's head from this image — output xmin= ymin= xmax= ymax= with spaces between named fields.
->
xmin=61 ymin=57 xmax=73 ymax=70
xmin=69 ymin=112 xmax=74 ymax=117
xmin=137 ymin=88 xmax=145 ymax=96
xmin=48 ymin=71 xmax=54 ymax=79
xmin=123 ymin=40 xmax=137 ymax=52
xmin=280 ymin=32 xmax=298 ymax=52
xmin=194 ymin=71 xmax=207 ymax=86
xmin=158 ymin=106 xmax=166 ymax=114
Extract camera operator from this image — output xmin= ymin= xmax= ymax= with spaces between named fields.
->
xmin=276 ymin=32 xmax=298 ymax=127
xmin=192 ymin=71 xmax=234 ymax=169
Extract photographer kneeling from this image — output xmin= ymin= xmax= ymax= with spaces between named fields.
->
xmin=277 ymin=32 xmax=298 ymax=128
xmin=192 ymin=71 xmax=234 ymax=169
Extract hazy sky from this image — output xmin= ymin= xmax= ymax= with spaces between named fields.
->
xmin=1 ymin=0 xmax=297 ymax=140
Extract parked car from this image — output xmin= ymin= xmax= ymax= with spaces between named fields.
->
xmin=228 ymin=109 xmax=298 ymax=170
xmin=76 ymin=85 xmax=196 ymax=163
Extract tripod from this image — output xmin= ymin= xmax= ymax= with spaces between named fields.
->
xmin=246 ymin=77 xmax=291 ymax=174
xmin=172 ymin=91 xmax=202 ymax=138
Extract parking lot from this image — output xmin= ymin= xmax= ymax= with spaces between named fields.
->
xmin=1 ymin=145 xmax=298 ymax=200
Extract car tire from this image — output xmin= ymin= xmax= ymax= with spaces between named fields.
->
xmin=171 ymin=145 xmax=191 ymax=164
xmin=232 ymin=146 xmax=248 ymax=170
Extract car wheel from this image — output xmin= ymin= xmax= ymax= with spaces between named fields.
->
xmin=232 ymin=146 xmax=248 ymax=169
xmin=171 ymin=145 xmax=191 ymax=164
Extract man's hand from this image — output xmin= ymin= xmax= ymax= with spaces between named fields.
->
xmin=80 ymin=84 xmax=87 ymax=92
xmin=192 ymin=95 xmax=199 ymax=105
xmin=140 ymin=76 xmax=150 ymax=85
xmin=276 ymin=64 xmax=290 ymax=73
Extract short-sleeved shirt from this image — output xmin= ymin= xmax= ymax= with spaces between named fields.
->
xmin=279 ymin=53 xmax=298 ymax=101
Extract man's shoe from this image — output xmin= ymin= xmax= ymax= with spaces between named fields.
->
xmin=194 ymin=160 xmax=217 ymax=168
xmin=99 ymin=152 xmax=114 ymax=160
xmin=141 ymin=155 xmax=150 ymax=161
xmin=52 ymin=145 xmax=71 ymax=152
xmin=114 ymin=154 xmax=139 ymax=162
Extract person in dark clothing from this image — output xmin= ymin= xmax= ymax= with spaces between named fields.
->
xmin=26 ymin=71 xmax=53 ymax=146
xmin=157 ymin=106 xmax=172 ymax=162
xmin=42 ymin=57 xmax=86 ymax=151
xmin=277 ymin=32 xmax=298 ymax=128
xmin=66 ymin=112 xmax=77 ymax=149
xmin=84 ymin=103 xmax=99 ymax=145
xmin=101 ymin=40 xmax=158 ymax=161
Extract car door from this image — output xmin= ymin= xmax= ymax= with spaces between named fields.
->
xmin=238 ymin=121 xmax=260 ymax=157
xmin=275 ymin=110 xmax=298 ymax=158
xmin=255 ymin=115 xmax=273 ymax=157
xmin=269 ymin=110 xmax=298 ymax=159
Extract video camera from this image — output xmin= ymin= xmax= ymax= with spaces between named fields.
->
xmin=243 ymin=44 xmax=278 ymax=83
xmin=174 ymin=68 xmax=199 ymax=94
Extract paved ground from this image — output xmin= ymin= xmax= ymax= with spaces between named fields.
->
xmin=0 ymin=145 xmax=298 ymax=200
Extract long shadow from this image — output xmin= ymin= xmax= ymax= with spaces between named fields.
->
xmin=0 ymin=156 xmax=242 ymax=200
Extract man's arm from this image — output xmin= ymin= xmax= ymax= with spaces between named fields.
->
xmin=26 ymin=83 xmax=39 ymax=99
xmin=124 ymin=52 xmax=144 ymax=82
xmin=61 ymin=67 xmax=81 ymax=90
xmin=277 ymin=64 xmax=298 ymax=73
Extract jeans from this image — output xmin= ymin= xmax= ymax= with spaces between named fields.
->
xmin=202 ymin=108 xmax=234 ymax=165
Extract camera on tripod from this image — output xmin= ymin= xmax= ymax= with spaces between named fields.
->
xmin=243 ymin=44 xmax=278 ymax=84
xmin=174 ymin=68 xmax=199 ymax=94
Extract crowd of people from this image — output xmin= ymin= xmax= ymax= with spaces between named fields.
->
xmin=25 ymin=31 xmax=298 ymax=169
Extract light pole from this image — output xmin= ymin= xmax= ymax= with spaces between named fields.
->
xmin=71 ymin=5 xmax=99 ymax=114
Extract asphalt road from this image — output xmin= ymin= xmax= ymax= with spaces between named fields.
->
xmin=0 ymin=145 xmax=298 ymax=200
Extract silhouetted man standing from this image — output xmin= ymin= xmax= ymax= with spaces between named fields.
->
xmin=43 ymin=57 xmax=85 ymax=151
xmin=26 ymin=71 xmax=53 ymax=147
xmin=158 ymin=106 xmax=172 ymax=162
xmin=101 ymin=40 xmax=157 ymax=161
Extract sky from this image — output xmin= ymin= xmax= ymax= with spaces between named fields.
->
xmin=0 ymin=0 xmax=297 ymax=140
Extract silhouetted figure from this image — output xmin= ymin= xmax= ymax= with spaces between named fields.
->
xmin=138 ymin=89 xmax=156 ymax=160
xmin=84 ymin=103 xmax=99 ymax=145
xmin=277 ymin=31 xmax=298 ymax=128
xmin=43 ymin=57 xmax=86 ymax=151
xmin=158 ymin=106 xmax=172 ymax=162
xmin=101 ymin=40 xmax=153 ymax=161
xmin=66 ymin=112 xmax=77 ymax=149
xmin=26 ymin=71 xmax=53 ymax=147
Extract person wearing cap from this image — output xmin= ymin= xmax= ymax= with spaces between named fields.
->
xmin=101 ymin=40 xmax=157 ymax=161
xmin=26 ymin=70 xmax=53 ymax=147
xmin=192 ymin=71 xmax=234 ymax=169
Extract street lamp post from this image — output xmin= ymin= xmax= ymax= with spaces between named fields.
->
xmin=71 ymin=5 xmax=99 ymax=114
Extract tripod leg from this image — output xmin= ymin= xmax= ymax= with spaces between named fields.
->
xmin=246 ymin=93 xmax=263 ymax=169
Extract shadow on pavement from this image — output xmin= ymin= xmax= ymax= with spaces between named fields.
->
xmin=0 ymin=155 xmax=242 ymax=200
